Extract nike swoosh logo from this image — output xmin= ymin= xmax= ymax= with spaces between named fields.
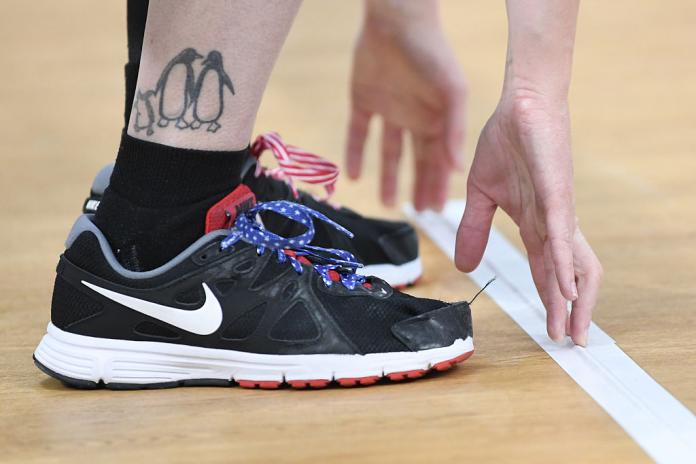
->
xmin=81 ymin=281 xmax=223 ymax=335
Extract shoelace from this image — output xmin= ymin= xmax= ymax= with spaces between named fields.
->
xmin=220 ymin=200 xmax=366 ymax=289
xmin=251 ymin=132 xmax=339 ymax=200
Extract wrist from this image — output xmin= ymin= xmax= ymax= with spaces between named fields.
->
xmin=502 ymin=0 xmax=578 ymax=103
xmin=496 ymin=86 xmax=571 ymax=142
xmin=502 ymin=43 xmax=573 ymax=105
xmin=501 ymin=73 xmax=571 ymax=109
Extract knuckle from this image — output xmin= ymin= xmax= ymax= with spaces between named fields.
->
xmin=582 ymin=262 xmax=603 ymax=283
xmin=440 ymin=70 xmax=468 ymax=96
xmin=450 ymin=75 xmax=469 ymax=98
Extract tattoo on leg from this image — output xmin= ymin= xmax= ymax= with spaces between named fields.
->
xmin=132 ymin=48 xmax=235 ymax=136
xmin=132 ymin=90 xmax=156 ymax=136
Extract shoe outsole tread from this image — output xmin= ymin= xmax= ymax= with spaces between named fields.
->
xmin=34 ymin=350 xmax=473 ymax=390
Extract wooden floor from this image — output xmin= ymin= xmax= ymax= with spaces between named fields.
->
xmin=1 ymin=1 xmax=695 ymax=462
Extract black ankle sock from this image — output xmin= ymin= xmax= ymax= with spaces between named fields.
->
xmin=124 ymin=0 xmax=149 ymax=124
xmin=94 ymin=133 xmax=249 ymax=271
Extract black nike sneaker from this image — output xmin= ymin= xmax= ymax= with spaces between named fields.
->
xmin=82 ymin=133 xmax=422 ymax=288
xmin=35 ymin=192 xmax=473 ymax=389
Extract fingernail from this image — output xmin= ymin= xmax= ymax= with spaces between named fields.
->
xmin=575 ymin=331 xmax=588 ymax=347
xmin=571 ymin=281 xmax=578 ymax=300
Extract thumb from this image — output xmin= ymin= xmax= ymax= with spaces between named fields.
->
xmin=455 ymin=182 xmax=496 ymax=272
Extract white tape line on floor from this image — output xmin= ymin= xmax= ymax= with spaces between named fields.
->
xmin=405 ymin=199 xmax=696 ymax=464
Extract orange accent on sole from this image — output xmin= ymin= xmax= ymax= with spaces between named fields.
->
xmin=387 ymin=369 xmax=428 ymax=381
xmin=336 ymin=376 xmax=380 ymax=387
xmin=237 ymin=380 xmax=281 ymax=389
xmin=233 ymin=349 xmax=474 ymax=390
xmin=433 ymin=350 xmax=474 ymax=371
xmin=288 ymin=379 xmax=330 ymax=389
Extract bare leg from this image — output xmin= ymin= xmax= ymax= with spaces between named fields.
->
xmin=127 ymin=0 xmax=302 ymax=150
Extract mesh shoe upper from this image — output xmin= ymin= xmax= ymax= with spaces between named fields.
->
xmin=52 ymin=215 xmax=467 ymax=356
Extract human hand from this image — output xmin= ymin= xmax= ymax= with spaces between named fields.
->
xmin=454 ymin=92 xmax=603 ymax=346
xmin=346 ymin=0 xmax=467 ymax=210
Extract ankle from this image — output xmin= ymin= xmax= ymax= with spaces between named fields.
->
xmin=92 ymin=132 xmax=250 ymax=270
xmin=109 ymin=132 xmax=248 ymax=207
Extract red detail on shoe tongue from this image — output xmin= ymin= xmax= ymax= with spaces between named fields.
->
xmin=282 ymin=250 xmax=314 ymax=267
xmin=282 ymin=251 xmax=364 ymax=286
xmin=282 ymin=251 xmax=340 ymax=282
xmin=205 ymin=185 xmax=256 ymax=233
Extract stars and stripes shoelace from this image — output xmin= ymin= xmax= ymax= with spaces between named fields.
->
xmin=220 ymin=200 xmax=366 ymax=289
xmin=251 ymin=132 xmax=339 ymax=200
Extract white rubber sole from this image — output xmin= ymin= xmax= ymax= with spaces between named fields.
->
xmin=358 ymin=257 xmax=422 ymax=288
xmin=34 ymin=323 xmax=473 ymax=389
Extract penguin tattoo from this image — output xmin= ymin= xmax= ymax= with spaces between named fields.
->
xmin=132 ymin=90 xmax=156 ymax=136
xmin=155 ymin=48 xmax=203 ymax=129
xmin=190 ymin=50 xmax=235 ymax=133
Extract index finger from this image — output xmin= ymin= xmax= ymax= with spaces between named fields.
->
xmin=546 ymin=204 xmax=578 ymax=303
xmin=345 ymin=107 xmax=372 ymax=180
xmin=444 ymin=83 xmax=466 ymax=170
xmin=569 ymin=229 xmax=603 ymax=346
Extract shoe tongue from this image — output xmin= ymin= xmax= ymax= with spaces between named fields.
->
xmin=240 ymin=162 xmax=297 ymax=203
xmin=205 ymin=184 xmax=256 ymax=233
xmin=239 ymin=153 xmax=258 ymax=181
